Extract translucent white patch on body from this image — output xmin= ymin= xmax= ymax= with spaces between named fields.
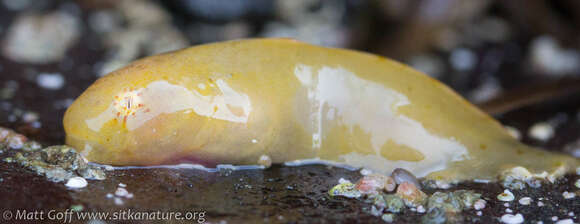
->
xmin=294 ymin=64 xmax=468 ymax=177
xmin=86 ymin=79 xmax=252 ymax=131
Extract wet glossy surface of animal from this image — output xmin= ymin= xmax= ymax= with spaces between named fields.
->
xmin=64 ymin=39 xmax=579 ymax=181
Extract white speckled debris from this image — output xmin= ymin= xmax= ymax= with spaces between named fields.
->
xmin=556 ymin=219 xmax=574 ymax=224
xmin=562 ymin=191 xmax=576 ymax=199
xmin=381 ymin=213 xmax=394 ymax=223
xmin=518 ymin=197 xmax=532 ymax=205
xmin=528 ymin=122 xmax=554 ymax=142
xmin=530 ymin=35 xmax=580 ymax=75
xmin=473 ymin=199 xmax=486 ymax=210
xmin=21 ymin=111 xmax=39 ymax=123
xmin=360 ymin=169 xmax=372 ymax=176
xmin=338 ymin=178 xmax=351 ymax=184
xmin=416 ymin=205 xmax=425 ymax=213
xmin=65 ymin=177 xmax=88 ymax=189
xmin=450 ymin=48 xmax=477 ymax=71
xmin=501 ymin=213 xmax=524 ymax=224
xmin=115 ymin=187 xmax=129 ymax=197
xmin=37 ymin=73 xmax=65 ymax=90
xmin=498 ymin=189 xmax=515 ymax=202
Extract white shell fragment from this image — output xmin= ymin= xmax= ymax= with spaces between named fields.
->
xmin=65 ymin=177 xmax=88 ymax=189
xmin=562 ymin=191 xmax=575 ymax=199
xmin=391 ymin=168 xmax=420 ymax=189
xmin=528 ymin=122 xmax=554 ymax=142
xmin=556 ymin=219 xmax=574 ymax=224
xmin=473 ymin=199 xmax=486 ymax=210
xmin=500 ymin=213 xmax=524 ymax=224
xmin=115 ymin=187 xmax=129 ymax=197
xmin=37 ymin=73 xmax=65 ymax=90
xmin=497 ymin=189 xmax=515 ymax=202
xmin=518 ymin=197 xmax=532 ymax=205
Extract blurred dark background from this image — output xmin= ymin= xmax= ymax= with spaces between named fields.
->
xmin=1 ymin=0 xmax=580 ymax=152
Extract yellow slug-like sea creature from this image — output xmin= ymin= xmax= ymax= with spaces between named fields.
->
xmin=64 ymin=39 xmax=579 ymax=182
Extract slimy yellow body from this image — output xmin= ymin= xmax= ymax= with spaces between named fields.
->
xmin=64 ymin=39 xmax=579 ymax=181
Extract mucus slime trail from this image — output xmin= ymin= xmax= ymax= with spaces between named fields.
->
xmin=63 ymin=38 xmax=579 ymax=182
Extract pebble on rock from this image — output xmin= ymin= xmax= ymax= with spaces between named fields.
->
xmin=562 ymin=191 xmax=575 ymax=199
xmin=381 ymin=213 xmax=394 ymax=223
xmin=556 ymin=219 xmax=574 ymax=224
xmin=355 ymin=174 xmax=396 ymax=194
xmin=382 ymin=194 xmax=405 ymax=213
xmin=37 ymin=73 xmax=65 ymax=90
xmin=115 ymin=187 xmax=129 ymax=197
xmin=501 ymin=213 xmax=524 ymax=224
xmin=498 ymin=189 xmax=515 ymax=202
xmin=528 ymin=122 xmax=554 ymax=142
xmin=114 ymin=197 xmax=123 ymax=205
xmin=530 ymin=35 xmax=580 ymax=75
xmin=391 ymin=168 xmax=420 ymax=189
xmin=473 ymin=199 xmax=486 ymax=210
xmin=65 ymin=176 xmax=87 ymax=189
xmin=395 ymin=182 xmax=426 ymax=207
xmin=518 ymin=197 xmax=532 ymax=205
xmin=328 ymin=182 xmax=361 ymax=198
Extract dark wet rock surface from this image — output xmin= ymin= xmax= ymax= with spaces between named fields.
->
xmin=1 ymin=159 xmax=579 ymax=223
